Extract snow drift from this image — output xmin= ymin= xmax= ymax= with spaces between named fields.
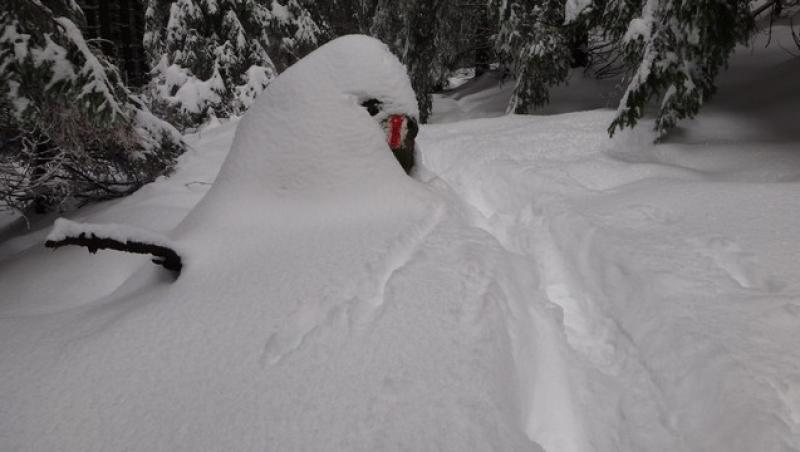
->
xmin=0 ymin=36 xmax=543 ymax=452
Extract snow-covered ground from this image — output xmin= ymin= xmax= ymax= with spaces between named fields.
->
xmin=1 ymin=30 xmax=799 ymax=451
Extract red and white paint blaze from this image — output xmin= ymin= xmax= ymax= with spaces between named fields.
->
xmin=386 ymin=114 xmax=407 ymax=150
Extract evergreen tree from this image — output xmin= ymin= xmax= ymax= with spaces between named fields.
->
xmin=600 ymin=0 xmax=754 ymax=137
xmin=78 ymin=0 xmax=149 ymax=86
xmin=492 ymin=0 xmax=575 ymax=113
xmin=143 ymin=0 xmax=323 ymax=128
xmin=500 ymin=0 xmax=754 ymax=137
xmin=0 ymin=0 xmax=184 ymax=213
xmin=309 ymin=0 xmax=376 ymax=36
xmin=472 ymin=5 xmax=495 ymax=76
xmin=371 ymin=0 xmax=481 ymax=122
xmin=370 ymin=0 xmax=405 ymax=51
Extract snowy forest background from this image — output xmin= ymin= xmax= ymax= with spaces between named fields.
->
xmin=2 ymin=0 xmax=799 ymax=215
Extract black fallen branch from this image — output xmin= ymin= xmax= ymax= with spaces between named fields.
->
xmin=45 ymin=233 xmax=183 ymax=273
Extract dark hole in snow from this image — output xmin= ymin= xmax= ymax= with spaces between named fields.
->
xmin=361 ymin=98 xmax=382 ymax=116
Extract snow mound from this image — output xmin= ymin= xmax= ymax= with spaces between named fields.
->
xmin=1 ymin=36 xmax=547 ymax=452
xmin=175 ymin=34 xmax=433 ymax=270
xmin=202 ymin=35 xmax=419 ymax=203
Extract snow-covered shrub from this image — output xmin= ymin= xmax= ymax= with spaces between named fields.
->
xmin=143 ymin=0 xmax=323 ymax=129
xmin=0 ymin=0 xmax=184 ymax=214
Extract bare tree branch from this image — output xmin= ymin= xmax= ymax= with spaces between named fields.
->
xmin=753 ymin=0 xmax=780 ymax=18
xmin=45 ymin=231 xmax=182 ymax=273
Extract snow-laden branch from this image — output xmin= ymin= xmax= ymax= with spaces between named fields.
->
xmin=45 ymin=218 xmax=182 ymax=272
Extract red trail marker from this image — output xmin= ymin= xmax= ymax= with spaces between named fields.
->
xmin=387 ymin=114 xmax=405 ymax=150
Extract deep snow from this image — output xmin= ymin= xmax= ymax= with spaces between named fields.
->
xmin=1 ymin=29 xmax=799 ymax=452
xmin=420 ymin=24 xmax=800 ymax=451
xmin=0 ymin=36 xmax=540 ymax=452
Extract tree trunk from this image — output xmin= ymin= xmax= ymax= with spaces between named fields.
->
xmin=474 ymin=6 xmax=492 ymax=76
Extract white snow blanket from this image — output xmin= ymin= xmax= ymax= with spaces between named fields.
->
xmin=419 ymin=25 xmax=800 ymax=452
xmin=1 ymin=28 xmax=799 ymax=452
xmin=0 ymin=36 xmax=542 ymax=452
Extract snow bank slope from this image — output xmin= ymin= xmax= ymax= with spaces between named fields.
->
xmin=0 ymin=36 xmax=542 ymax=452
